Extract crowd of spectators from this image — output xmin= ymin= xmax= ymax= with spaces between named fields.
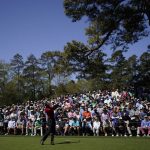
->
xmin=0 ymin=88 xmax=150 ymax=137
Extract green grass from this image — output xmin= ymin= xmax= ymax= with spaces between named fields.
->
xmin=0 ymin=136 xmax=150 ymax=150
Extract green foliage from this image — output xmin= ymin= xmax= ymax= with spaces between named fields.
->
xmin=64 ymin=40 xmax=107 ymax=79
xmin=0 ymin=61 xmax=11 ymax=105
xmin=1 ymin=81 xmax=19 ymax=105
xmin=23 ymin=54 xmax=43 ymax=101
xmin=65 ymin=80 xmax=79 ymax=94
xmin=108 ymin=50 xmax=127 ymax=89
xmin=10 ymin=53 xmax=24 ymax=75
xmin=40 ymin=51 xmax=61 ymax=95
xmin=10 ymin=53 xmax=24 ymax=102
xmin=64 ymin=0 xmax=150 ymax=51
xmin=0 ymin=50 xmax=149 ymax=105
xmin=137 ymin=51 xmax=150 ymax=88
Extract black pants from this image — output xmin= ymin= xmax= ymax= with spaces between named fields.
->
xmin=41 ymin=119 xmax=55 ymax=142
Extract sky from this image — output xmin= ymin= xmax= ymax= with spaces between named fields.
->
xmin=0 ymin=0 xmax=149 ymax=63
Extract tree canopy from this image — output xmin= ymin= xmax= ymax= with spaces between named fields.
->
xmin=64 ymin=0 xmax=150 ymax=51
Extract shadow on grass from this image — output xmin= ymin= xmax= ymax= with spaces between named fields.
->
xmin=43 ymin=140 xmax=80 ymax=145
xmin=43 ymin=140 xmax=80 ymax=146
xmin=56 ymin=140 xmax=80 ymax=144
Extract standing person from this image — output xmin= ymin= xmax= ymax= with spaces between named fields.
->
xmin=40 ymin=102 xmax=59 ymax=145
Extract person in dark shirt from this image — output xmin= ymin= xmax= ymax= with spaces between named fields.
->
xmin=40 ymin=102 xmax=59 ymax=145
xmin=129 ymin=115 xmax=141 ymax=136
xmin=0 ymin=108 xmax=4 ymax=134
xmin=117 ymin=118 xmax=126 ymax=136
xmin=121 ymin=108 xmax=132 ymax=136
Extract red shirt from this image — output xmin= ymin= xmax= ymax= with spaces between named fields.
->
xmin=45 ymin=106 xmax=54 ymax=120
xmin=44 ymin=104 xmax=59 ymax=120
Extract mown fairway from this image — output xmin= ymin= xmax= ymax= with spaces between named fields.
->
xmin=0 ymin=136 xmax=150 ymax=150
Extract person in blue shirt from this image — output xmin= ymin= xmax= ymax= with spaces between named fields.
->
xmin=72 ymin=117 xmax=80 ymax=135
xmin=137 ymin=115 xmax=150 ymax=137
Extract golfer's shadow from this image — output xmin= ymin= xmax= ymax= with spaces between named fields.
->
xmin=56 ymin=140 xmax=80 ymax=145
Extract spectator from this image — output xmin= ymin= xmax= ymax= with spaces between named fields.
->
xmin=121 ymin=108 xmax=132 ymax=136
xmin=33 ymin=117 xmax=43 ymax=136
xmin=6 ymin=118 xmax=16 ymax=135
xmin=111 ymin=107 xmax=120 ymax=136
xmin=129 ymin=115 xmax=141 ymax=136
xmin=93 ymin=117 xmax=100 ymax=136
xmin=71 ymin=117 xmax=80 ymax=135
xmin=0 ymin=88 xmax=149 ymax=137
xmin=137 ymin=115 xmax=150 ymax=137
xmin=101 ymin=109 xmax=110 ymax=136
xmin=3 ymin=111 xmax=10 ymax=134
xmin=0 ymin=108 xmax=4 ymax=135
xmin=25 ymin=119 xmax=33 ymax=136
xmin=16 ymin=117 xmax=25 ymax=135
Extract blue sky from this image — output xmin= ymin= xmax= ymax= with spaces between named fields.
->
xmin=0 ymin=0 xmax=149 ymax=62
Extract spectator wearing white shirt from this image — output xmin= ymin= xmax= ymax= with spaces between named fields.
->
xmin=101 ymin=109 xmax=110 ymax=136
xmin=112 ymin=89 xmax=120 ymax=100
xmin=10 ymin=109 xmax=17 ymax=121
xmin=6 ymin=118 xmax=16 ymax=135
xmin=93 ymin=117 xmax=100 ymax=136
xmin=104 ymin=97 xmax=112 ymax=107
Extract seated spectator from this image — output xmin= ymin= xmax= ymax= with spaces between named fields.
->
xmin=33 ymin=117 xmax=43 ymax=136
xmin=67 ymin=110 xmax=77 ymax=118
xmin=137 ymin=115 xmax=150 ymax=137
xmin=3 ymin=111 xmax=10 ymax=134
xmin=55 ymin=117 xmax=65 ymax=136
xmin=117 ymin=118 xmax=126 ymax=136
xmin=129 ymin=115 xmax=141 ymax=136
xmin=121 ymin=107 xmax=132 ymax=136
xmin=93 ymin=117 xmax=100 ymax=136
xmin=10 ymin=109 xmax=17 ymax=121
xmin=6 ymin=118 xmax=16 ymax=135
xmin=136 ymin=100 xmax=144 ymax=111
xmin=111 ymin=108 xmax=120 ymax=136
xmin=102 ymin=119 xmax=112 ymax=136
xmin=82 ymin=118 xmax=93 ymax=136
xmin=64 ymin=99 xmax=72 ymax=111
xmin=80 ymin=101 xmax=85 ymax=107
xmin=0 ymin=108 xmax=4 ymax=135
xmin=139 ymin=108 xmax=147 ymax=120
xmin=40 ymin=111 xmax=46 ymax=135
xmin=112 ymin=89 xmax=120 ymax=100
xmin=25 ymin=119 xmax=33 ymax=136
xmin=64 ymin=118 xmax=70 ymax=135
xmin=16 ymin=117 xmax=25 ymax=135
xmin=101 ymin=109 xmax=110 ymax=136
xmin=68 ymin=117 xmax=74 ymax=135
xmin=82 ymin=107 xmax=93 ymax=136
xmin=82 ymin=107 xmax=92 ymax=120
xmin=71 ymin=117 xmax=80 ymax=135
